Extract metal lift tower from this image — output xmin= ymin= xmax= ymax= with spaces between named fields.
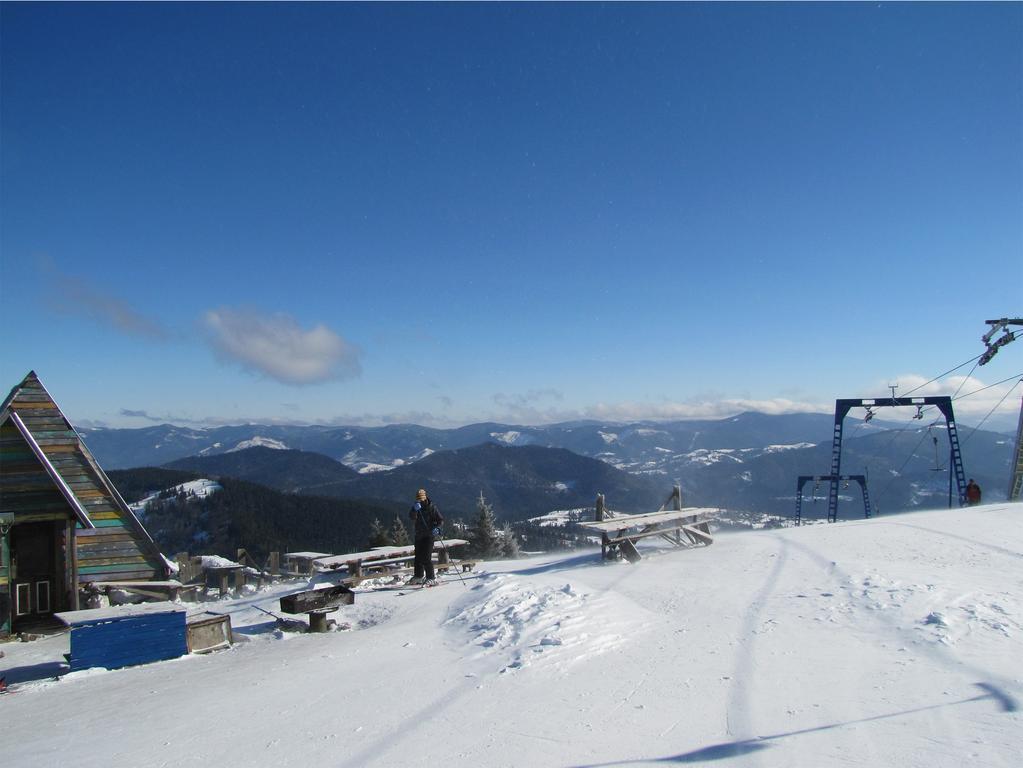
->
xmin=978 ymin=318 xmax=1023 ymax=502
xmin=827 ymin=396 xmax=967 ymax=523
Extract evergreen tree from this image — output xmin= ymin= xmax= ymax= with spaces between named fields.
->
xmin=469 ymin=492 xmax=501 ymax=559
xmin=389 ymin=514 xmax=410 ymax=546
xmin=368 ymin=517 xmax=391 ymax=548
xmin=499 ymin=523 xmax=520 ymax=559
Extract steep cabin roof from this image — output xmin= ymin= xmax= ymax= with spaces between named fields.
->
xmin=0 ymin=372 xmax=168 ymax=583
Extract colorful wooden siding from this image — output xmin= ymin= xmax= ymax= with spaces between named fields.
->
xmin=1 ymin=372 xmax=167 ymax=584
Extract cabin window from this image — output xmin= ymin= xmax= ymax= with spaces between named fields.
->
xmin=15 ymin=583 xmax=31 ymax=616
xmin=36 ymin=581 xmax=51 ymax=613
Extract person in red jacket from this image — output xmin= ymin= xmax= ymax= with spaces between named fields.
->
xmin=965 ymin=479 xmax=982 ymax=506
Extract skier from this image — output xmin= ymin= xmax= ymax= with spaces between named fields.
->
xmin=965 ymin=479 xmax=982 ymax=506
xmin=408 ymin=488 xmax=443 ymax=586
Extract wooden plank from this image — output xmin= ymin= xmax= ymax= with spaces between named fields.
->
xmin=186 ymin=614 xmax=232 ymax=654
xmin=76 ymin=529 xmax=135 ymax=541
xmin=78 ymin=569 xmax=156 ymax=582
xmin=77 ymin=555 xmax=148 ymax=568
xmin=313 ymin=539 xmax=468 ymax=570
xmin=680 ymin=524 xmax=713 ymax=545
xmin=620 ymin=538 xmax=642 ymax=563
xmin=78 ymin=561 xmax=156 ymax=575
xmin=83 ymin=510 xmax=121 ymax=521
xmin=579 ymin=507 xmax=718 ymax=533
xmin=78 ymin=541 xmax=145 ymax=555
xmin=86 ymin=518 xmax=129 ymax=529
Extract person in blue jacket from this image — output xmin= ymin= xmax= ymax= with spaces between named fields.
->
xmin=409 ymin=488 xmax=443 ymax=585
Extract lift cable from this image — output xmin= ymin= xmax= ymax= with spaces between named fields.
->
xmin=959 ymin=378 xmax=1023 ymax=448
xmin=870 ymin=371 xmax=1022 ymax=506
xmin=952 ymin=372 xmax=1023 ymax=403
xmin=902 ymin=353 xmax=984 ymax=397
xmin=872 ymin=417 xmax=945 ymax=508
xmin=845 ymin=351 xmax=983 ymax=465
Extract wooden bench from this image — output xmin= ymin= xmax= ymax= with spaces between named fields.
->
xmin=87 ymin=580 xmax=199 ymax=603
xmin=279 ymin=584 xmax=355 ymax=632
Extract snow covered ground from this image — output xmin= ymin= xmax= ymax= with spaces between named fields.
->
xmin=2 ymin=503 xmax=1021 ymax=767
xmin=128 ymin=478 xmax=222 ymax=516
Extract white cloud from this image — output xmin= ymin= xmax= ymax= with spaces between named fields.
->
xmin=579 ymin=398 xmax=828 ymax=423
xmin=203 ymin=308 xmax=361 ymax=385
xmin=874 ymin=373 xmax=1022 ymax=428
xmin=480 ymin=392 xmax=830 ymax=426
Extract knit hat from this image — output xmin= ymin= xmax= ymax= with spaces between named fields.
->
xmin=416 ymin=488 xmax=427 ymax=501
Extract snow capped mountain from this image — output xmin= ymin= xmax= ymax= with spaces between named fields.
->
xmin=226 ymin=436 xmax=289 ymax=453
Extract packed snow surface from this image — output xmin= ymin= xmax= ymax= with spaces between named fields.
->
xmin=2 ymin=504 xmax=1021 ymax=767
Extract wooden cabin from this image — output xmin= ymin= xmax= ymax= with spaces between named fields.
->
xmin=0 ymin=372 xmax=168 ymax=635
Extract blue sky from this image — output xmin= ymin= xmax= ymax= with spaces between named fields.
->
xmin=2 ymin=2 xmax=1021 ymax=430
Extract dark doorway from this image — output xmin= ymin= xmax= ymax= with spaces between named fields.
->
xmin=10 ymin=521 xmax=61 ymax=630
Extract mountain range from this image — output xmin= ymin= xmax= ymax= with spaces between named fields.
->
xmin=88 ymin=411 xmax=1019 ymax=522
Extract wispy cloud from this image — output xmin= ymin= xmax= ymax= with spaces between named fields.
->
xmin=203 ymin=307 xmax=361 ymax=385
xmin=119 ymin=408 xmax=163 ymax=421
xmin=52 ymin=272 xmax=171 ymax=341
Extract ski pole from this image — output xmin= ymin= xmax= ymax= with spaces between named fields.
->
xmin=436 ymin=535 xmax=470 ymax=589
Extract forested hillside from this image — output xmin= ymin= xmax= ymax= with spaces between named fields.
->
xmin=108 ymin=468 xmax=400 ymax=559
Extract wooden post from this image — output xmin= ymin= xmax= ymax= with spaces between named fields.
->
xmin=233 ymin=568 xmax=246 ymax=594
xmin=595 ymin=493 xmax=606 ymax=522
xmin=269 ymin=551 xmax=280 ymax=577
xmin=308 ymin=612 xmax=329 ymax=633
xmin=68 ymin=519 xmax=79 ymax=611
xmin=176 ymin=552 xmax=191 ymax=583
xmin=219 ymin=573 xmax=229 ymax=598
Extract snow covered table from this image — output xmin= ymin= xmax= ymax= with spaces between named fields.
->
xmin=578 ymin=507 xmax=716 ymax=562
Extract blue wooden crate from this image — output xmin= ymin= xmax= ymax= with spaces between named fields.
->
xmin=57 ymin=604 xmax=188 ymax=672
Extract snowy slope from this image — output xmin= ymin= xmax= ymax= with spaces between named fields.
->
xmin=128 ymin=478 xmax=222 ymax=515
xmin=2 ymin=504 xmax=1020 ymax=767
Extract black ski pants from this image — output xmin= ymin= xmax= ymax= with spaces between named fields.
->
xmin=413 ymin=536 xmax=435 ymax=580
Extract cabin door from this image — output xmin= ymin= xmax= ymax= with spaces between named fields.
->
xmin=10 ymin=521 xmax=58 ymax=626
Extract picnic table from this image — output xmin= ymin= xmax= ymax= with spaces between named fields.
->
xmin=578 ymin=507 xmax=717 ymax=562
xmin=313 ymin=539 xmax=474 ymax=583
xmin=282 ymin=551 xmax=332 ymax=576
